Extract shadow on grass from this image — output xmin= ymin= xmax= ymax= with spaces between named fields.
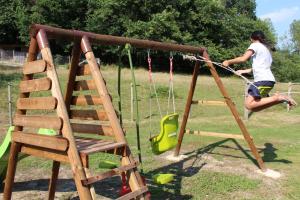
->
xmin=140 ymin=150 xmax=212 ymax=199
xmin=261 ymin=142 xmax=292 ymax=164
xmin=0 ymin=140 xmax=291 ymax=199
xmin=188 ymin=138 xmax=292 ymax=166
xmin=0 ymin=176 xmax=124 ymax=199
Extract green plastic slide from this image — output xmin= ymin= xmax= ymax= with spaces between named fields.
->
xmin=0 ymin=126 xmax=56 ymax=182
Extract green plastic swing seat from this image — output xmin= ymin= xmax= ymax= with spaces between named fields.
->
xmin=150 ymin=113 xmax=179 ymax=155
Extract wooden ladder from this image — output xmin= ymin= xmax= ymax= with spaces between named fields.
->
xmin=3 ymin=30 xmax=148 ymax=200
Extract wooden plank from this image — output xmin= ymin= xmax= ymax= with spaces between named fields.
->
xmin=82 ymin=162 xmax=137 ymax=186
xmin=77 ymin=64 xmax=91 ymax=75
xmin=14 ymin=115 xmax=62 ymax=130
xmin=74 ymin=80 xmax=96 ymax=91
xmin=70 ymin=109 xmax=109 ymax=121
xmin=192 ymin=100 xmax=226 ymax=106
xmin=12 ymin=131 xmax=69 ymax=151
xmin=71 ymin=95 xmax=103 ymax=106
xmin=20 ymin=144 xmax=69 ymax=163
xmin=80 ymin=141 xmax=126 ymax=155
xmin=23 ymin=60 xmax=47 ymax=75
xmin=71 ymin=123 xmax=114 ymax=136
xmin=19 ymin=77 xmax=51 ymax=93
xmin=77 ymin=139 xmax=112 ymax=151
xmin=116 ymin=186 xmax=148 ymax=200
xmin=185 ymin=129 xmax=245 ymax=140
xmin=17 ymin=97 xmax=57 ymax=110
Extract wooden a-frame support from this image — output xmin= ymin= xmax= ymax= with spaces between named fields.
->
xmin=3 ymin=29 xmax=148 ymax=199
xmin=174 ymin=51 xmax=267 ymax=171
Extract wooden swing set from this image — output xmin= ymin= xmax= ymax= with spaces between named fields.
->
xmin=3 ymin=24 xmax=266 ymax=200
xmin=2 ymin=24 xmax=199 ymax=199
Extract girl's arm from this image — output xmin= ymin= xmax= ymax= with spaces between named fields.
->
xmin=236 ymin=68 xmax=252 ymax=75
xmin=222 ymin=50 xmax=253 ymax=67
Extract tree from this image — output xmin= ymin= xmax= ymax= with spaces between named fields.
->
xmin=290 ymin=20 xmax=300 ymax=54
xmin=14 ymin=0 xmax=88 ymax=44
xmin=0 ymin=0 xmax=18 ymax=44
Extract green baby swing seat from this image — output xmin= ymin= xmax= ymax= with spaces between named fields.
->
xmin=150 ymin=113 xmax=179 ymax=155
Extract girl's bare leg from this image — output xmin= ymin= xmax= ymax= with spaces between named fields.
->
xmin=245 ymin=93 xmax=297 ymax=112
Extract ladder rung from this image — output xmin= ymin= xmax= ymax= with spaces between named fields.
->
xmin=77 ymin=63 xmax=91 ymax=75
xmin=13 ymin=131 xmax=68 ymax=151
xmin=19 ymin=77 xmax=52 ymax=93
xmin=82 ymin=162 xmax=138 ymax=186
xmin=71 ymin=95 xmax=103 ymax=106
xmin=116 ymin=186 xmax=148 ymax=200
xmin=71 ymin=123 xmax=114 ymax=136
xmin=74 ymin=80 xmax=96 ymax=91
xmin=17 ymin=97 xmax=57 ymax=110
xmin=14 ymin=115 xmax=62 ymax=130
xmin=70 ymin=109 xmax=109 ymax=121
xmin=23 ymin=60 xmax=47 ymax=75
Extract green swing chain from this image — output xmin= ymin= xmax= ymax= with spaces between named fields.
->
xmin=125 ymin=44 xmax=143 ymax=172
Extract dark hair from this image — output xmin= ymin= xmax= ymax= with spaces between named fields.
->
xmin=250 ymin=30 xmax=266 ymax=44
xmin=250 ymin=30 xmax=276 ymax=51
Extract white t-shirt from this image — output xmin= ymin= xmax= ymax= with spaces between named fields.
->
xmin=247 ymin=42 xmax=275 ymax=82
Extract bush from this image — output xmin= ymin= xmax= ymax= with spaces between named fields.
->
xmin=272 ymin=51 xmax=300 ymax=82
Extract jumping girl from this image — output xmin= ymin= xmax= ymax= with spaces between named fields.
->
xmin=222 ymin=30 xmax=297 ymax=112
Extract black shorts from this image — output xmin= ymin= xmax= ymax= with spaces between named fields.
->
xmin=248 ymin=81 xmax=275 ymax=99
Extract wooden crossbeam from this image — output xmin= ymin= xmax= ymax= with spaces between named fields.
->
xmin=14 ymin=115 xmax=62 ymax=130
xmin=192 ymin=100 xmax=227 ymax=106
xmin=82 ymin=162 xmax=137 ymax=186
xmin=12 ymin=131 xmax=68 ymax=151
xmin=19 ymin=77 xmax=52 ymax=93
xmin=116 ymin=186 xmax=148 ymax=200
xmin=20 ymin=145 xmax=69 ymax=163
xmin=185 ymin=129 xmax=245 ymax=140
xmin=17 ymin=97 xmax=57 ymax=110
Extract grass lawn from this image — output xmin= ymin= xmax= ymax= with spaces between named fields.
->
xmin=0 ymin=64 xmax=300 ymax=199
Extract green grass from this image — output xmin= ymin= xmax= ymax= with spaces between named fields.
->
xmin=1 ymin=64 xmax=300 ymax=199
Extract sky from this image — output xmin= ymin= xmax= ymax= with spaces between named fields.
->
xmin=256 ymin=0 xmax=300 ymax=45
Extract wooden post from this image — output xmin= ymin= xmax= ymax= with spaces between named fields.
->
xmin=48 ymin=42 xmax=83 ymax=199
xmin=36 ymin=29 xmax=93 ymax=200
xmin=3 ymin=36 xmax=39 ymax=199
xmin=81 ymin=36 xmax=145 ymax=196
xmin=48 ymin=161 xmax=60 ymax=200
xmin=202 ymin=51 xmax=266 ymax=171
xmin=3 ymin=142 xmax=21 ymax=200
xmin=174 ymin=61 xmax=201 ymax=156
